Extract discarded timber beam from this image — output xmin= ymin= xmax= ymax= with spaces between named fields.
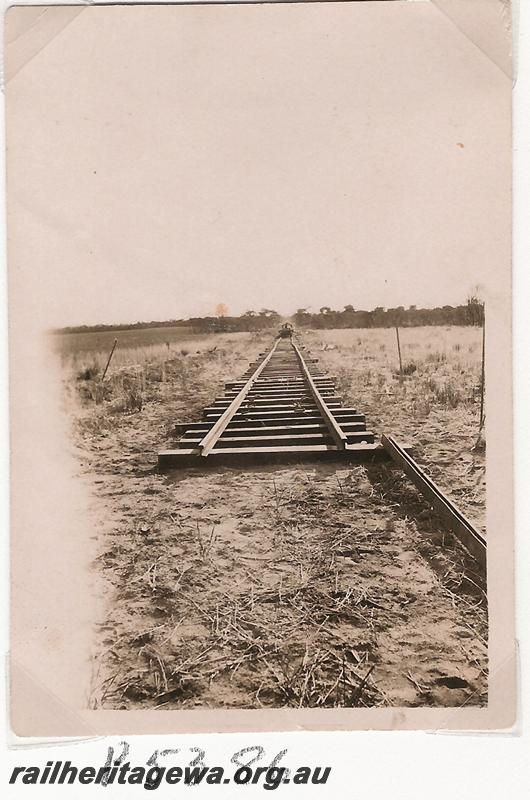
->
xmin=381 ymin=434 xmax=486 ymax=572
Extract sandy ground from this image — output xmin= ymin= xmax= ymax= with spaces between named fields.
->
xmin=66 ymin=329 xmax=487 ymax=709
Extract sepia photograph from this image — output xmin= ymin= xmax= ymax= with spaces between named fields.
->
xmin=6 ymin=0 xmax=514 ymax=735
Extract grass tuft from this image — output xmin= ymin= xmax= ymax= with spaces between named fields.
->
xmin=77 ymin=363 xmax=100 ymax=381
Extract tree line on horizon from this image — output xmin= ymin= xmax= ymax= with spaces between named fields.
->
xmin=57 ymin=297 xmax=484 ymax=335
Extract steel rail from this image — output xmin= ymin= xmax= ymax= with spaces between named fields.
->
xmin=381 ymin=434 xmax=486 ymax=572
xmin=290 ymin=341 xmax=348 ymax=450
xmin=198 ymin=339 xmax=280 ymax=457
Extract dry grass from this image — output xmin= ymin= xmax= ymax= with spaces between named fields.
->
xmin=63 ymin=331 xmax=264 ymax=435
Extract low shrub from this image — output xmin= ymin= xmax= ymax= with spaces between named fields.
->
xmin=426 ymin=351 xmax=447 ymax=364
xmin=411 ymin=398 xmax=432 ymax=417
xmin=401 ymin=361 xmax=417 ymax=376
xmin=113 ymin=377 xmax=143 ymax=413
xmin=77 ymin=363 xmax=100 ymax=381
xmin=425 ymin=378 xmax=463 ymax=408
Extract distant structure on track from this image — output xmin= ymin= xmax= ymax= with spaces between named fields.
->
xmin=277 ymin=322 xmax=294 ymax=339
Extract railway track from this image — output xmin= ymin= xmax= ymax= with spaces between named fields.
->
xmin=158 ymin=337 xmax=386 ymax=467
xmin=158 ymin=336 xmax=486 ymax=573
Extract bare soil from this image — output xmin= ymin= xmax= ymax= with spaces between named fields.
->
xmin=65 ymin=328 xmax=487 ymax=709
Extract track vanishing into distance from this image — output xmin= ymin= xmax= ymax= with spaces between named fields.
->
xmin=159 ymin=337 xmax=381 ymax=465
xmin=158 ymin=336 xmax=487 ymax=573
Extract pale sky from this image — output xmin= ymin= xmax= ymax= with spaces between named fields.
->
xmin=7 ymin=2 xmax=511 ymax=327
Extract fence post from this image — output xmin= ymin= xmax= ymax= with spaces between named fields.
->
xmin=395 ymin=326 xmax=403 ymax=374
xmin=479 ymin=313 xmax=486 ymax=430
xmin=102 ymin=338 xmax=118 ymax=380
